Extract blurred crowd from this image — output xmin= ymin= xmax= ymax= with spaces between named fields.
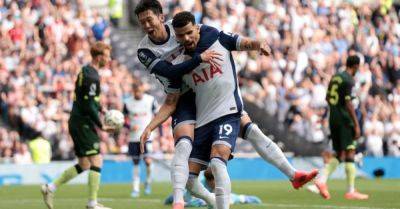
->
xmin=162 ymin=0 xmax=400 ymax=156
xmin=0 ymin=0 xmax=175 ymax=163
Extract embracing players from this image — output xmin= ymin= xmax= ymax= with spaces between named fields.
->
xmin=134 ymin=1 xmax=318 ymax=208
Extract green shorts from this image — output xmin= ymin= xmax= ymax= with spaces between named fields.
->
xmin=329 ymin=123 xmax=357 ymax=153
xmin=68 ymin=115 xmax=100 ymax=157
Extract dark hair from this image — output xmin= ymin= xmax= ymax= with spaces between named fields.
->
xmin=134 ymin=0 xmax=163 ymax=16
xmin=346 ymin=55 xmax=360 ymax=68
xmin=172 ymin=11 xmax=195 ymax=28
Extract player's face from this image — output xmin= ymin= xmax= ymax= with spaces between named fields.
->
xmin=138 ymin=10 xmax=164 ymax=38
xmin=98 ymin=49 xmax=110 ymax=68
xmin=133 ymin=85 xmax=144 ymax=99
xmin=174 ymin=22 xmax=200 ymax=51
xmin=351 ymin=64 xmax=360 ymax=76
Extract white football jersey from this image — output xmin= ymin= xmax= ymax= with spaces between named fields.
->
xmin=181 ymin=25 xmax=243 ymax=128
xmin=124 ymin=94 xmax=157 ymax=142
xmin=137 ymin=20 xmax=186 ymax=94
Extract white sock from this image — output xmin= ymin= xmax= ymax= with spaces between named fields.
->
xmin=210 ymin=158 xmax=230 ymax=209
xmin=87 ymin=200 xmax=97 ymax=207
xmin=186 ymin=173 xmax=216 ymax=207
xmin=172 ymin=137 xmax=192 ymax=204
xmin=48 ymin=183 xmax=57 ymax=192
xmin=146 ymin=164 xmax=152 ymax=186
xmin=244 ymin=123 xmax=296 ymax=179
xmin=133 ymin=165 xmax=140 ymax=192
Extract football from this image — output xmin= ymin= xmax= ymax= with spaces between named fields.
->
xmin=104 ymin=109 xmax=124 ymax=130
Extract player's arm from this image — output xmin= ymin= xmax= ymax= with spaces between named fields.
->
xmin=344 ymin=81 xmax=361 ymax=139
xmin=137 ymin=48 xmax=220 ymax=79
xmin=140 ymin=93 xmax=180 ymax=153
xmin=80 ymin=72 xmax=103 ymax=129
xmin=219 ymin=31 xmax=271 ymax=56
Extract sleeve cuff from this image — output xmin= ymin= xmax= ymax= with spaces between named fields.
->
xmin=149 ymin=58 xmax=161 ymax=73
xmin=236 ymin=36 xmax=242 ymax=50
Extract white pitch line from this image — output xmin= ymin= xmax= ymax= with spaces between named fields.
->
xmin=0 ymin=198 xmax=162 ymax=204
xmin=256 ymin=203 xmax=397 ymax=209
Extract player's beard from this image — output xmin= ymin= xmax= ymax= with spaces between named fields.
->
xmin=98 ymin=57 xmax=108 ymax=68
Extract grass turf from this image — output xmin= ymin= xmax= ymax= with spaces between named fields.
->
xmin=0 ymin=179 xmax=399 ymax=209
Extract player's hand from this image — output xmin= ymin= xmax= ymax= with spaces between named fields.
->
xmin=259 ymin=42 xmax=271 ymax=56
xmin=200 ymin=50 xmax=222 ymax=69
xmin=102 ymin=125 xmax=116 ymax=133
xmin=354 ymin=126 xmax=361 ymax=140
xmin=140 ymin=127 xmax=151 ymax=154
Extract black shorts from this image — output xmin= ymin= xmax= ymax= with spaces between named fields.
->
xmin=128 ymin=141 xmax=152 ymax=159
xmin=330 ymin=123 xmax=357 ymax=153
xmin=68 ymin=116 xmax=100 ymax=157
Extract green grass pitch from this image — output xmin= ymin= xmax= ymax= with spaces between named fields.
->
xmin=1 ymin=179 xmax=399 ymax=209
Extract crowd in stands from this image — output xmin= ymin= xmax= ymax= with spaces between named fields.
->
xmin=1 ymin=0 xmax=400 ymax=163
xmin=0 ymin=0 xmax=174 ymax=163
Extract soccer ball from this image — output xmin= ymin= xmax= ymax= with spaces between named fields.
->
xmin=104 ymin=109 xmax=124 ymax=130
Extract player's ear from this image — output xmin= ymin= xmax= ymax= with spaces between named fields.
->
xmin=159 ymin=14 xmax=165 ymax=23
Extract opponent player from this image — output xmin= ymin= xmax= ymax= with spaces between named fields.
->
xmin=313 ymin=55 xmax=368 ymax=200
xmin=135 ymin=1 xmax=317 ymax=208
xmin=123 ymin=81 xmax=158 ymax=197
xmin=41 ymin=42 xmax=115 ymax=209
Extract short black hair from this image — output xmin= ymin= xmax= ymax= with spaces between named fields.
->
xmin=346 ymin=55 xmax=360 ymax=68
xmin=172 ymin=11 xmax=195 ymax=28
xmin=134 ymin=0 xmax=163 ymax=16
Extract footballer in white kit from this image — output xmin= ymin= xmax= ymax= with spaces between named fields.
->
xmin=123 ymin=82 xmax=158 ymax=197
xmin=178 ymin=25 xmax=243 ymax=166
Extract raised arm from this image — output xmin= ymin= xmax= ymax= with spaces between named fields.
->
xmin=219 ymin=31 xmax=271 ymax=56
xmin=137 ymin=48 xmax=221 ymax=79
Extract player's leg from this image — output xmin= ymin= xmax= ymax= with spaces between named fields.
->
xmin=314 ymin=124 xmax=343 ymax=199
xmin=87 ymin=154 xmax=110 ymax=209
xmin=132 ymin=157 xmax=141 ymax=197
xmin=209 ymin=114 xmax=241 ymax=209
xmin=210 ymin=145 xmax=232 ymax=209
xmin=41 ymin=157 xmax=90 ymax=209
xmin=129 ymin=142 xmax=141 ymax=197
xmin=170 ymin=92 xmax=196 ymax=208
xmin=171 ymin=124 xmax=194 ymax=208
xmin=342 ymin=128 xmax=368 ymax=200
xmin=41 ymin=120 xmax=90 ymax=209
xmin=143 ymin=153 xmax=153 ymax=195
xmin=240 ymin=114 xmax=318 ymax=189
xmin=186 ymin=138 xmax=216 ymax=209
xmin=186 ymin=163 xmax=216 ymax=208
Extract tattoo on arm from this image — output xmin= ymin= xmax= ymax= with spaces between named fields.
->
xmin=240 ymin=38 xmax=260 ymax=51
xmin=165 ymin=93 xmax=179 ymax=105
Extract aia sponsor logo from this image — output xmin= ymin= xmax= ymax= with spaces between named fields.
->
xmin=192 ymin=65 xmax=222 ymax=85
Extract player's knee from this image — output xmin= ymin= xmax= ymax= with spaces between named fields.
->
xmin=144 ymin=158 xmax=152 ymax=166
xmin=188 ymin=161 xmax=202 ymax=174
xmin=240 ymin=114 xmax=252 ymax=128
xmin=78 ymin=159 xmax=91 ymax=170
xmin=173 ymin=125 xmax=194 ymax=140
xmin=133 ymin=158 xmax=140 ymax=165
xmin=74 ymin=164 xmax=87 ymax=173
xmin=210 ymin=145 xmax=231 ymax=161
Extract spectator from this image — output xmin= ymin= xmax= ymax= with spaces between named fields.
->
xmin=28 ymin=130 xmax=51 ymax=164
xmin=13 ymin=142 xmax=32 ymax=164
